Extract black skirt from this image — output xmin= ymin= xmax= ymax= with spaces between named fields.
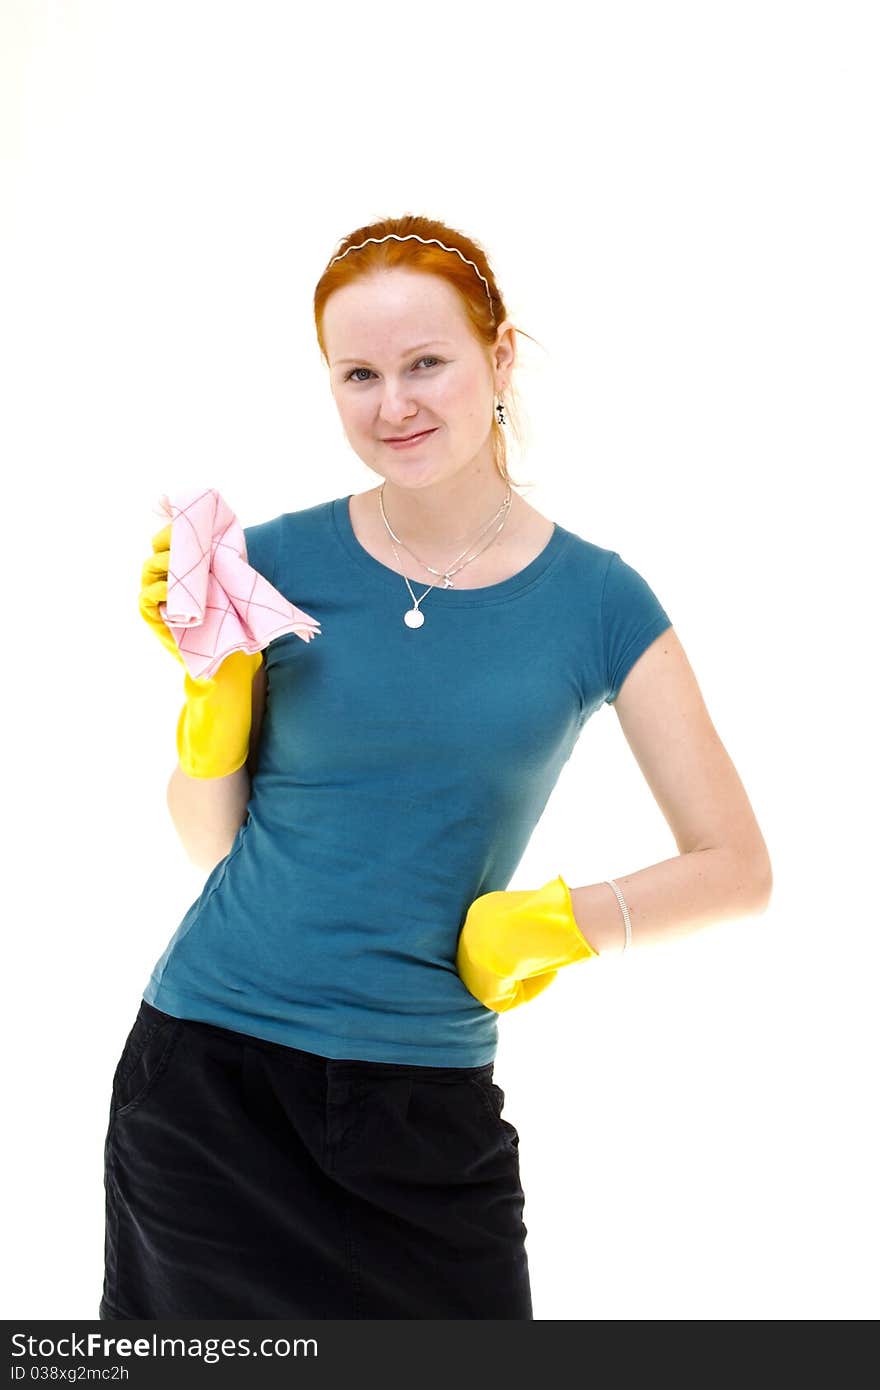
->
xmin=100 ymin=999 xmax=533 ymax=1319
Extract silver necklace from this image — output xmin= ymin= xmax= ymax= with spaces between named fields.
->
xmin=378 ymin=482 xmax=512 ymax=628
xmin=380 ymin=484 xmax=512 ymax=585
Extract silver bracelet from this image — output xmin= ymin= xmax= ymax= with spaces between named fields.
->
xmin=604 ymin=879 xmax=632 ymax=954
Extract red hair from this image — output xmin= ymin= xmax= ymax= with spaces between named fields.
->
xmin=313 ymin=213 xmax=537 ymax=488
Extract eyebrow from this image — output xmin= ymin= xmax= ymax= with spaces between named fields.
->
xmin=332 ymin=340 xmax=451 ymax=367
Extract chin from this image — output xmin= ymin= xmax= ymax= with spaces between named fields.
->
xmin=388 ymin=468 xmax=448 ymax=490
xmin=374 ymin=457 xmax=445 ymax=484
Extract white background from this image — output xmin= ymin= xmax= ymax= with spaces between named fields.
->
xmin=2 ymin=1 xmax=877 ymax=1321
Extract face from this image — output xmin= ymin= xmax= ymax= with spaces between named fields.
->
xmin=323 ymin=268 xmax=514 ymax=491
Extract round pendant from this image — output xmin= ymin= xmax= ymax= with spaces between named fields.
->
xmin=404 ymin=607 xmax=425 ymax=628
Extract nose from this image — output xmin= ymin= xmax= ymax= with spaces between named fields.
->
xmin=377 ymin=383 xmax=422 ymax=430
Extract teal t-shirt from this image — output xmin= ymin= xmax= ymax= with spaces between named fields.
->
xmin=142 ymin=495 xmax=672 ymax=1065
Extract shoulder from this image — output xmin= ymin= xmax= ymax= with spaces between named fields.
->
xmin=242 ymin=515 xmax=284 ymax=584
xmin=243 ymin=498 xmax=338 ymax=583
xmin=555 ymin=517 xmax=663 ymax=600
xmin=553 ymin=517 xmax=672 ymax=704
xmin=598 ymin=547 xmax=672 ymax=705
xmin=551 ymin=518 xmax=618 ymax=589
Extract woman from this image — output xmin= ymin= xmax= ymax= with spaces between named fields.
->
xmin=101 ymin=213 xmax=773 ymax=1320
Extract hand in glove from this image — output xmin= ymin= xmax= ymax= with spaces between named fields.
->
xmin=139 ymin=521 xmax=263 ymax=779
xmin=456 ymin=874 xmax=598 ymax=1013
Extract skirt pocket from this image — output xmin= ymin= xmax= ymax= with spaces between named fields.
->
xmin=111 ymin=999 xmax=185 ymax=1118
xmin=468 ymin=1076 xmax=520 ymax=1152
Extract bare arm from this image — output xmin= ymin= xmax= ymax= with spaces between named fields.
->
xmin=570 ymin=627 xmax=773 ymax=953
xmin=166 ymin=661 xmax=268 ymax=871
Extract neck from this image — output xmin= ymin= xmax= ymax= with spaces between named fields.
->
xmin=376 ymin=466 xmax=513 ymax=551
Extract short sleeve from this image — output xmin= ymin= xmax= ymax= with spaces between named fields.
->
xmin=602 ymin=551 xmax=673 ymax=704
xmin=242 ymin=517 xmax=280 ymax=587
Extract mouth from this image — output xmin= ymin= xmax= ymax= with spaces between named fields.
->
xmin=383 ymin=428 xmax=437 ymax=444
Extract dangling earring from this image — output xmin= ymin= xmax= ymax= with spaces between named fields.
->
xmin=496 ymin=396 xmax=507 ymax=426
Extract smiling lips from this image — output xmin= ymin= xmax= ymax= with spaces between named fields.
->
xmin=384 ymin=428 xmax=436 ymax=443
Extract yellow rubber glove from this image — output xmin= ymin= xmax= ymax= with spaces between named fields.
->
xmin=139 ymin=521 xmax=263 ymax=779
xmin=456 ymin=874 xmax=598 ymax=1013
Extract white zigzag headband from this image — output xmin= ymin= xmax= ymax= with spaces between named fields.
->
xmin=328 ymin=233 xmax=494 ymax=316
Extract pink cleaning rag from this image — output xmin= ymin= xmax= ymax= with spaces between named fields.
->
xmin=156 ymin=487 xmax=321 ymax=679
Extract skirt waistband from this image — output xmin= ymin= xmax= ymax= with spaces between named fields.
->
xmin=138 ymin=998 xmax=496 ymax=1084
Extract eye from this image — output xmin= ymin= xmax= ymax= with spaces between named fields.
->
xmin=344 ymin=356 xmax=442 ymax=383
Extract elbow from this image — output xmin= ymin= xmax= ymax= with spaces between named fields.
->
xmin=166 ymin=772 xmax=245 ymax=873
xmin=748 ymin=853 xmax=774 ymax=916
xmin=187 ymin=845 xmax=231 ymax=874
xmin=184 ymin=824 xmax=243 ymax=874
xmin=715 ymin=843 xmax=773 ymax=917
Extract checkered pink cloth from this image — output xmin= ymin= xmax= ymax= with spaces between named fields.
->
xmin=156 ymin=487 xmax=321 ymax=679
